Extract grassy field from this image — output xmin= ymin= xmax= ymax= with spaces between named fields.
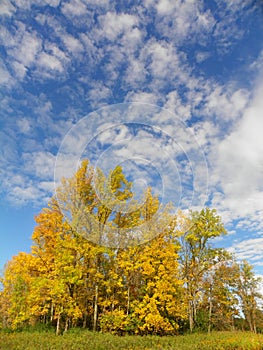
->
xmin=0 ymin=330 xmax=263 ymax=350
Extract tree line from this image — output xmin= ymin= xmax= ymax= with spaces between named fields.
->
xmin=0 ymin=160 xmax=262 ymax=335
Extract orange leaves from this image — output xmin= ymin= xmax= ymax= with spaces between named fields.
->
xmin=134 ymin=296 xmax=175 ymax=335
xmin=123 ymin=234 xmax=187 ymax=334
xmin=100 ymin=309 xmax=128 ymax=335
xmin=1 ymin=159 xmax=262 ymax=335
xmin=0 ymin=252 xmax=38 ymax=329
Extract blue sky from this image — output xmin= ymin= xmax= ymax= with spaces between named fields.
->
xmin=1 ymin=0 xmax=263 ymax=274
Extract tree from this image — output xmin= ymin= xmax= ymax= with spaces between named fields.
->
xmin=31 ymin=202 xmax=85 ymax=334
xmin=200 ymin=256 xmax=240 ymax=332
xmin=1 ymin=159 xmax=262 ymax=336
xmin=132 ymin=234 xmax=187 ymax=335
xmin=237 ymin=260 xmax=261 ymax=333
xmin=0 ymin=252 xmax=37 ymax=329
xmin=55 ymin=160 xmax=134 ymax=331
xmin=178 ymin=208 xmax=227 ymax=332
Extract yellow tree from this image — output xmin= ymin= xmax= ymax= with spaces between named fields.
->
xmin=200 ymin=256 xmax=240 ymax=332
xmin=110 ymin=187 xmax=161 ymax=331
xmin=56 ymin=159 xmax=97 ymax=240
xmin=116 ymin=245 xmax=143 ymax=320
xmin=55 ymin=160 xmax=134 ymax=331
xmin=237 ymin=260 xmax=262 ymax=333
xmin=0 ymin=252 xmax=37 ymax=329
xmin=31 ymin=199 xmax=109 ymax=334
xmin=178 ymin=208 xmax=227 ymax=332
xmin=133 ymin=233 xmax=187 ymax=335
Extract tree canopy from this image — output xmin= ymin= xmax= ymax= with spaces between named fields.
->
xmin=0 ymin=160 xmax=262 ymax=335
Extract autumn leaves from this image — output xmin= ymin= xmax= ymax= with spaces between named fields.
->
xmin=0 ymin=160 xmax=261 ymax=335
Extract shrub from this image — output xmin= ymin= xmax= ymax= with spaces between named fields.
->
xmin=99 ymin=310 xmax=128 ymax=335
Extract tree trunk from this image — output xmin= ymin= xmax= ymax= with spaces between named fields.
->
xmin=127 ymin=286 xmax=130 ymax=316
xmin=93 ymin=284 xmax=98 ymax=331
xmin=189 ymin=300 xmax=194 ymax=333
xmin=252 ymin=308 xmax=257 ymax=333
xmin=231 ymin=315 xmax=235 ymax=331
xmin=208 ymin=299 xmax=212 ymax=333
xmin=50 ymin=302 xmax=54 ymax=323
xmin=245 ymin=308 xmax=253 ymax=332
xmin=208 ymin=284 xmax=212 ymax=333
xmin=64 ymin=317 xmax=69 ymax=333
xmin=83 ymin=312 xmax=87 ymax=328
xmin=56 ymin=314 xmax=60 ymax=336
xmin=193 ymin=297 xmax=197 ymax=325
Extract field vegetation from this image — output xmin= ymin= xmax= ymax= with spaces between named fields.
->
xmin=1 ymin=329 xmax=263 ymax=350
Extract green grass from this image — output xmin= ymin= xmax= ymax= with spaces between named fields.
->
xmin=0 ymin=330 xmax=263 ymax=350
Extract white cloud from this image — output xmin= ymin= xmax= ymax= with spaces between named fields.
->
xmin=9 ymin=0 xmax=32 ymax=10
xmin=164 ymin=91 xmax=191 ymax=121
xmin=125 ymin=91 xmax=161 ymax=105
xmin=95 ymin=124 xmax=131 ymax=147
xmin=0 ymin=165 xmax=53 ymax=207
xmin=44 ymin=42 xmax=69 ymax=66
xmin=9 ymin=30 xmax=42 ymax=68
xmin=250 ymin=49 xmax=263 ymax=74
xmin=34 ymin=100 xmax=53 ymax=122
xmin=209 ymin=79 xmax=263 ymax=229
xmin=86 ymin=81 xmax=112 ymax=109
xmin=86 ymin=12 xmax=144 ymax=86
xmin=39 ymin=181 xmax=55 ymax=192
xmin=203 ymin=85 xmax=250 ymax=121
xmin=1 ymin=24 xmax=43 ymax=80
xmin=98 ymin=12 xmax=139 ymax=41
xmin=17 ymin=118 xmax=31 ymax=134
xmin=191 ymin=120 xmax=219 ymax=151
xmin=83 ymin=0 xmax=109 ymax=7
xmin=23 ymin=151 xmax=55 ymax=179
xmin=38 ymin=52 xmax=64 ymax=72
xmin=120 ymin=27 xmax=143 ymax=49
xmin=33 ymin=15 xmax=83 ymax=62
xmin=10 ymin=0 xmax=60 ymax=10
xmin=124 ymin=58 xmax=147 ymax=88
xmin=144 ymin=40 xmax=183 ymax=80
xmin=0 ymin=0 xmax=16 ymax=16
xmin=0 ymin=60 xmax=13 ymax=85
xmin=79 ymin=32 xmax=97 ymax=55
xmin=61 ymin=33 xmax=84 ymax=55
xmin=129 ymin=38 xmax=194 ymax=93
xmin=61 ymin=0 xmax=88 ymax=17
xmin=53 ymin=103 xmax=207 ymax=211
xmin=145 ymin=0 xmax=215 ymax=45
xmin=230 ymin=236 xmax=263 ymax=266
xmin=7 ymin=185 xmax=42 ymax=205
xmin=12 ymin=61 xmax=27 ymax=79
xmin=0 ymin=147 xmax=57 ymax=207
xmin=0 ymin=131 xmax=18 ymax=165
xmin=41 ymin=0 xmax=60 ymax=6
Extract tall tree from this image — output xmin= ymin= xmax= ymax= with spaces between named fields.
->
xmin=178 ymin=208 xmax=227 ymax=332
xmin=237 ymin=260 xmax=261 ymax=333
xmin=31 ymin=202 xmax=85 ymax=334
xmin=2 ymin=159 xmax=263 ymax=336
xmin=132 ymin=234 xmax=187 ymax=335
xmin=0 ymin=252 xmax=37 ymax=329
xmin=200 ymin=256 xmax=240 ymax=332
